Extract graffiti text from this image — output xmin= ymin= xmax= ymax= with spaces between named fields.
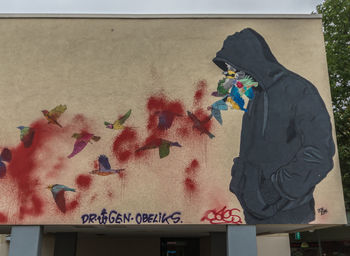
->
xmin=81 ymin=209 xmax=182 ymax=224
xmin=201 ymin=206 xmax=242 ymax=224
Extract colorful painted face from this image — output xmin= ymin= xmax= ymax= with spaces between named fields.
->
xmin=212 ymin=63 xmax=259 ymax=112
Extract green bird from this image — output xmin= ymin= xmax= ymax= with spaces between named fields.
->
xmin=135 ymin=138 xmax=182 ymax=159
xmin=17 ymin=126 xmax=35 ymax=148
xmin=104 ymin=109 xmax=132 ymax=130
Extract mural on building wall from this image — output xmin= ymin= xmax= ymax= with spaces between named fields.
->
xmin=0 ymin=22 xmax=342 ymax=225
xmin=212 ymin=28 xmax=335 ymax=224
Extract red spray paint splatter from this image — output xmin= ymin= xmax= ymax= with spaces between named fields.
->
xmin=2 ymin=114 xmax=96 ymax=221
xmin=112 ymin=128 xmax=140 ymax=163
xmin=118 ymin=171 xmax=126 ymax=179
xmin=146 ymin=94 xmax=184 ymax=132
xmin=184 ymin=159 xmax=200 ymax=194
xmin=0 ymin=213 xmax=8 ymax=223
xmin=66 ymin=199 xmax=79 ymax=212
xmin=72 ymin=114 xmax=92 ymax=131
xmin=53 ymin=157 xmax=65 ymax=171
xmin=75 ymin=174 xmax=92 ymax=190
xmin=93 ymin=160 xmax=99 ymax=169
xmin=107 ymin=79 xmax=215 ymax=200
xmin=184 ymin=178 xmax=197 ymax=193
xmin=6 ymin=119 xmax=58 ymax=219
xmin=112 ymin=83 xmax=214 ymax=166
xmin=177 ymin=80 xmax=213 ymax=139
xmin=185 ymin=159 xmax=199 ymax=174
xmin=46 ymin=161 xmax=64 ymax=178
xmin=142 ymin=94 xmax=186 ymax=149
xmin=176 ymin=127 xmax=190 ymax=137
xmin=63 ymin=194 xmax=81 ymax=214
xmin=90 ymin=194 xmax=97 ymax=203
xmin=193 ymin=80 xmax=213 ymax=133
xmin=194 ymin=80 xmax=207 ymax=106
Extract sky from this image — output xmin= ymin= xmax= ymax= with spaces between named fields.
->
xmin=0 ymin=0 xmax=324 ymax=14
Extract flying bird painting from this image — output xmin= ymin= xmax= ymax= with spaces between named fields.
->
xmin=89 ymin=155 xmax=124 ymax=176
xmin=67 ymin=132 xmax=101 ymax=159
xmin=0 ymin=148 xmax=12 ymax=178
xmin=187 ymin=111 xmax=215 ymax=139
xmin=42 ymin=104 xmax=67 ymax=128
xmin=47 ymin=184 xmax=75 ymax=213
xmin=17 ymin=126 xmax=35 ymax=148
xmin=212 ymin=78 xmax=232 ymax=97
xmin=155 ymin=110 xmax=182 ymax=130
xmin=104 ymin=109 xmax=132 ymax=130
xmin=135 ymin=138 xmax=182 ymax=159
xmin=208 ymin=98 xmax=228 ymax=125
xmin=229 ymin=86 xmax=246 ymax=112
xmin=235 ymin=75 xmax=258 ymax=99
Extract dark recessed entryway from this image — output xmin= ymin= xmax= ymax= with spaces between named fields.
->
xmin=161 ymin=238 xmax=200 ymax=256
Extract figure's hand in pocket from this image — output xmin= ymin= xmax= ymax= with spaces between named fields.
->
xmin=242 ymin=163 xmax=277 ymax=219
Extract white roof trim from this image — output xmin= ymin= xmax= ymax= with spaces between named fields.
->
xmin=0 ymin=13 xmax=322 ymax=19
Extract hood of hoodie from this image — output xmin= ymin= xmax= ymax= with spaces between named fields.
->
xmin=213 ymin=28 xmax=284 ymax=90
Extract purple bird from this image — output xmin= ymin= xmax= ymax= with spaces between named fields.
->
xmin=155 ymin=110 xmax=182 ymax=130
xmin=67 ymin=132 xmax=100 ymax=159
xmin=90 ymin=155 xmax=124 ymax=176
xmin=0 ymin=148 xmax=12 ymax=178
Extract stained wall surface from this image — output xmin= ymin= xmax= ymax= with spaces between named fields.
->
xmin=0 ymin=18 xmax=345 ymax=225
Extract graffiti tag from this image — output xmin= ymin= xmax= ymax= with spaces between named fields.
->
xmin=201 ymin=206 xmax=242 ymax=224
xmin=317 ymin=207 xmax=328 ymax=216
xmin=81 ymin=208 xmax=182 ymax=224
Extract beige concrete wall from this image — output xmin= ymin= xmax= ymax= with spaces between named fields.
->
xmin=257 ymin=233 xmax=291 ymax=256
xmin=0 ymin=235 xmax=9 ymax=256
xmin=76 ymin=236 xmax=160 ymax=256
xmin=0 ymin=18 xmax=345 ymax=225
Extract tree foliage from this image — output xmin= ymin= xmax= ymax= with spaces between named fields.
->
xmin=317 ymin=0 xmax=350 ymax=209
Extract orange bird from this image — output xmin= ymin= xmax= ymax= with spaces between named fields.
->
xmin=42 ymin=104 xmax=67 ymax=128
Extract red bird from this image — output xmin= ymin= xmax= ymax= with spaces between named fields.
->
xmin=187 ymin=111 xmax=215 ymax=139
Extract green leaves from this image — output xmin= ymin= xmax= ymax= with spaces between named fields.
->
xmin=317 ymin=0 xmax=350 ymax=209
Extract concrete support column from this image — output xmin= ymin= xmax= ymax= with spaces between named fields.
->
xmin=227 ymin=225 xmax=257 ymax=256
xmin=53 ymin=233 xmax=77 ymax=256
xmin=9 ymin=226 xmax=43 ymax=256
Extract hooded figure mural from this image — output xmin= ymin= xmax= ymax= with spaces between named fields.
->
xmin=213 ymin=28 xmax=335 ymax=224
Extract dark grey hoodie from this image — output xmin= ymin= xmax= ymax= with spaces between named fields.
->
xmin=213 ymin=28 xmax=335 ymax=224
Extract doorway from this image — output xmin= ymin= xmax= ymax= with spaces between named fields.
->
xmin=161 ymin=238 xmax=200 ymax=256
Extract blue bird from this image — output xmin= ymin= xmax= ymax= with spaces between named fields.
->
xmin=208 ymin=97 xmax=228 ymax=125
xmin=0 ymin=148 xmax=12 ymax=178
xmin=90 ymin=155 xmax=124 ymax=176
xmin=47 ymin=184 xmax=76 ymax=213
xmin=47 ymin=184 xmax=75 ymax=198
xmin=245 ymin=87 xmax=254 ymax=99
xmin=230 ymin=86 xmax=246 ymax=112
